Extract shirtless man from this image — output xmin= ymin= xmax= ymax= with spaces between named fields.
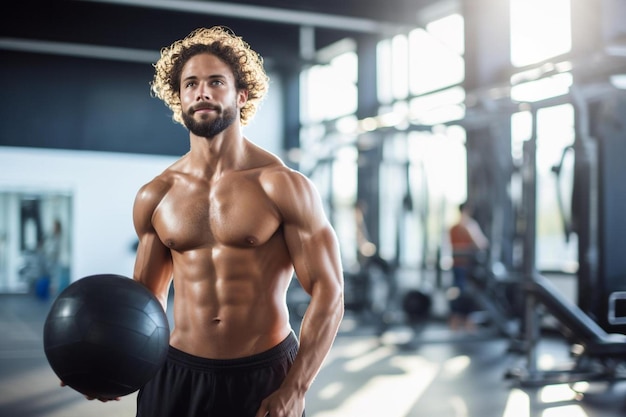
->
xmin=124 ymin=27 xmax=343 ymax=416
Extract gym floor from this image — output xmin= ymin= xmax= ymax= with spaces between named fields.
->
xmin=2 ymin=291 xmax=626 ymax=417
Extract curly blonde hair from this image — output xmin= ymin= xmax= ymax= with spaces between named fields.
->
xmin=151 ymin=26 xmax=269 ymax=126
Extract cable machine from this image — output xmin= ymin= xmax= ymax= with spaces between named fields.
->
xmin=507 ymin=89 xmax=626 ymax=387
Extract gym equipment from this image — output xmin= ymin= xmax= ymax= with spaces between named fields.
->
xmin=402 ymin=289 xmax=432 ymax=323
xmin=508 ymin=272 xmax=626 ymax=386
xmin=465 ymin=257 xmax=522 ymax=339
xmin=43 ymin=274 xmax=170 ymax=398
xmin=508 ymin=102 xmax=626 ymax=387
xmin=594 ymin=95 xmax=626 ymax=334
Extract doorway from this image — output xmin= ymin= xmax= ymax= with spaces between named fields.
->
xmin=0 ymin=190 xmax=72 ymax=295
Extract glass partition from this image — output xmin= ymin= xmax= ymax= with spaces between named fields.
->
xmin=0 ymin=189 xmax=72 ymax=296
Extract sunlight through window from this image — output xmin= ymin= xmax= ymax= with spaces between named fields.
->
xmin=539 ymin=384 xmax=577 ymax=403
xmin=442 ymin=355 xmax=471 ymax=376
xmin=409 ymin=14 xmax=465 ymax=95
xmin=542 ymin=405 xmax=588 ymax=417
xmin=503 ymin=388 xmax=530 ymax=417
xmin=392 ymin=34 xmax=410 ymax=100
xmin=510 ymin=0 xmax=572 ymax=67
xmin=300 ymin=50 xmax=358 ymax=124
xmin=511 ymin=73 xmax=573 ymax=102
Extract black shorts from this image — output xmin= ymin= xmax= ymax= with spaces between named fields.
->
xmin=136 ymin=332 xmax=302 ymax=417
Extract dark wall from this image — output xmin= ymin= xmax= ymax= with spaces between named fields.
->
xmin=1 ymin=51 xmax=189 ymax=156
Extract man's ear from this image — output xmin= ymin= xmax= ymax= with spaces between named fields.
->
xmin=237 ymin=89 xmax=249 ymax=108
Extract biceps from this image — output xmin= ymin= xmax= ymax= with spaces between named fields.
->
xmin=133 ymin=233 xmax=172 ymax=298
xmin=289 ymin=225 xmax=343 ymax=295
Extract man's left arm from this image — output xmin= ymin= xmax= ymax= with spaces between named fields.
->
xmin=257 ymin=170 xmax=344 ymax=417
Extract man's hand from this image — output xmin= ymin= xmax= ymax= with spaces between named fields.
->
xmin=255 ymin=388 xmax=305 ymax=417
xmin=59 ymin=381 xmax=121 ymax=402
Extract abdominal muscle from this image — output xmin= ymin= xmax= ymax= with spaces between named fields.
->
xmin=167 ymin=246 xmax=294 ymax=359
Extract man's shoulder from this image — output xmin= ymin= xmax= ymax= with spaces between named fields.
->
xmin=260 ymin=164 xmax=312 ymax=189
xmin=137 ymin=168 xmax=180 ymax=202
xmin=242 ymin=144 xmax=316 ymax=194
xmin=146 ymin=156 xmax=189 ymax=185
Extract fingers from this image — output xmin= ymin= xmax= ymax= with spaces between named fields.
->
xmin=86 ymin=395 xmax=121 ymax=402
xmin=60 ymin=381 xmax=119 ymax=402
xmin=254 ymin=406 xmax=270 ymax=417
xmin=85 ymin=393 xmax=121 ymax=402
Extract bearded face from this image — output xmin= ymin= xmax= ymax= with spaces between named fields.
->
xmin=182 ymin=98 xmax=238 ymax=138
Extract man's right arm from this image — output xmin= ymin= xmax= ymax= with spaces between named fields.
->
xmin=132 ymin=180 xmax=173 ymax=309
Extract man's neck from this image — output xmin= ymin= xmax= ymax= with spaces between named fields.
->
xmin=187 ymin=129 xmax=247 ymax=176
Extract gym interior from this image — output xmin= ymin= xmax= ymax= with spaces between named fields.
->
xmin=2 ymin=0 xmax=626 ymax=416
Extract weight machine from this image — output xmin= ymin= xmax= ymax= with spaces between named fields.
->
xmin=507 ymin=88 xmax=626 ymax=388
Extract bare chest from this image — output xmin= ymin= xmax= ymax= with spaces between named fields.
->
xmin=153 ymin=178 xmax=280 ymax=250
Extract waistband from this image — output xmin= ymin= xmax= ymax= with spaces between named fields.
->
xmin=167 ymin=331 xmax=298 ymax=371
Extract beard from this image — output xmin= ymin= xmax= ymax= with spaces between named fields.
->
xmin=182 ymin=101 xmax=237 ymax=138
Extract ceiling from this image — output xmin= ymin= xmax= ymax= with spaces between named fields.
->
xmin=2 ymin=0 xmax=446 ymax=70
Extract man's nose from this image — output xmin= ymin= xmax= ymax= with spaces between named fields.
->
xmin=197 ymin=82 xmax=211 ymax=100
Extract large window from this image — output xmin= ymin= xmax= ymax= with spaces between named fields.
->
xmin=300 ymin=13 xmax=467 ymax=270
xmin=409 ymin=14 xmax=465 ymax=96
xmin=509 ymin=0 xmax=577 ymax=272
xmin=377 ymin=13 xmax=465 ymax=105
xmin=510 ymin=0 xmax=571 ymax=67
xmin=297 ymin=1 xmax=578 ymax=277
xmin=376 ymin=13 xmax=467 ymax=267
xmin=511 ymin=106 xmax=577 ymax=272
xmin=300 ymin=46 xmax=360 ymax=264
xmin=300 ymin=51 xmax=358 ymax=125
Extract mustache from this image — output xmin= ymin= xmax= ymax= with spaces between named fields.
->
xmin=190 ymin=103 xmax=221 ymax=113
